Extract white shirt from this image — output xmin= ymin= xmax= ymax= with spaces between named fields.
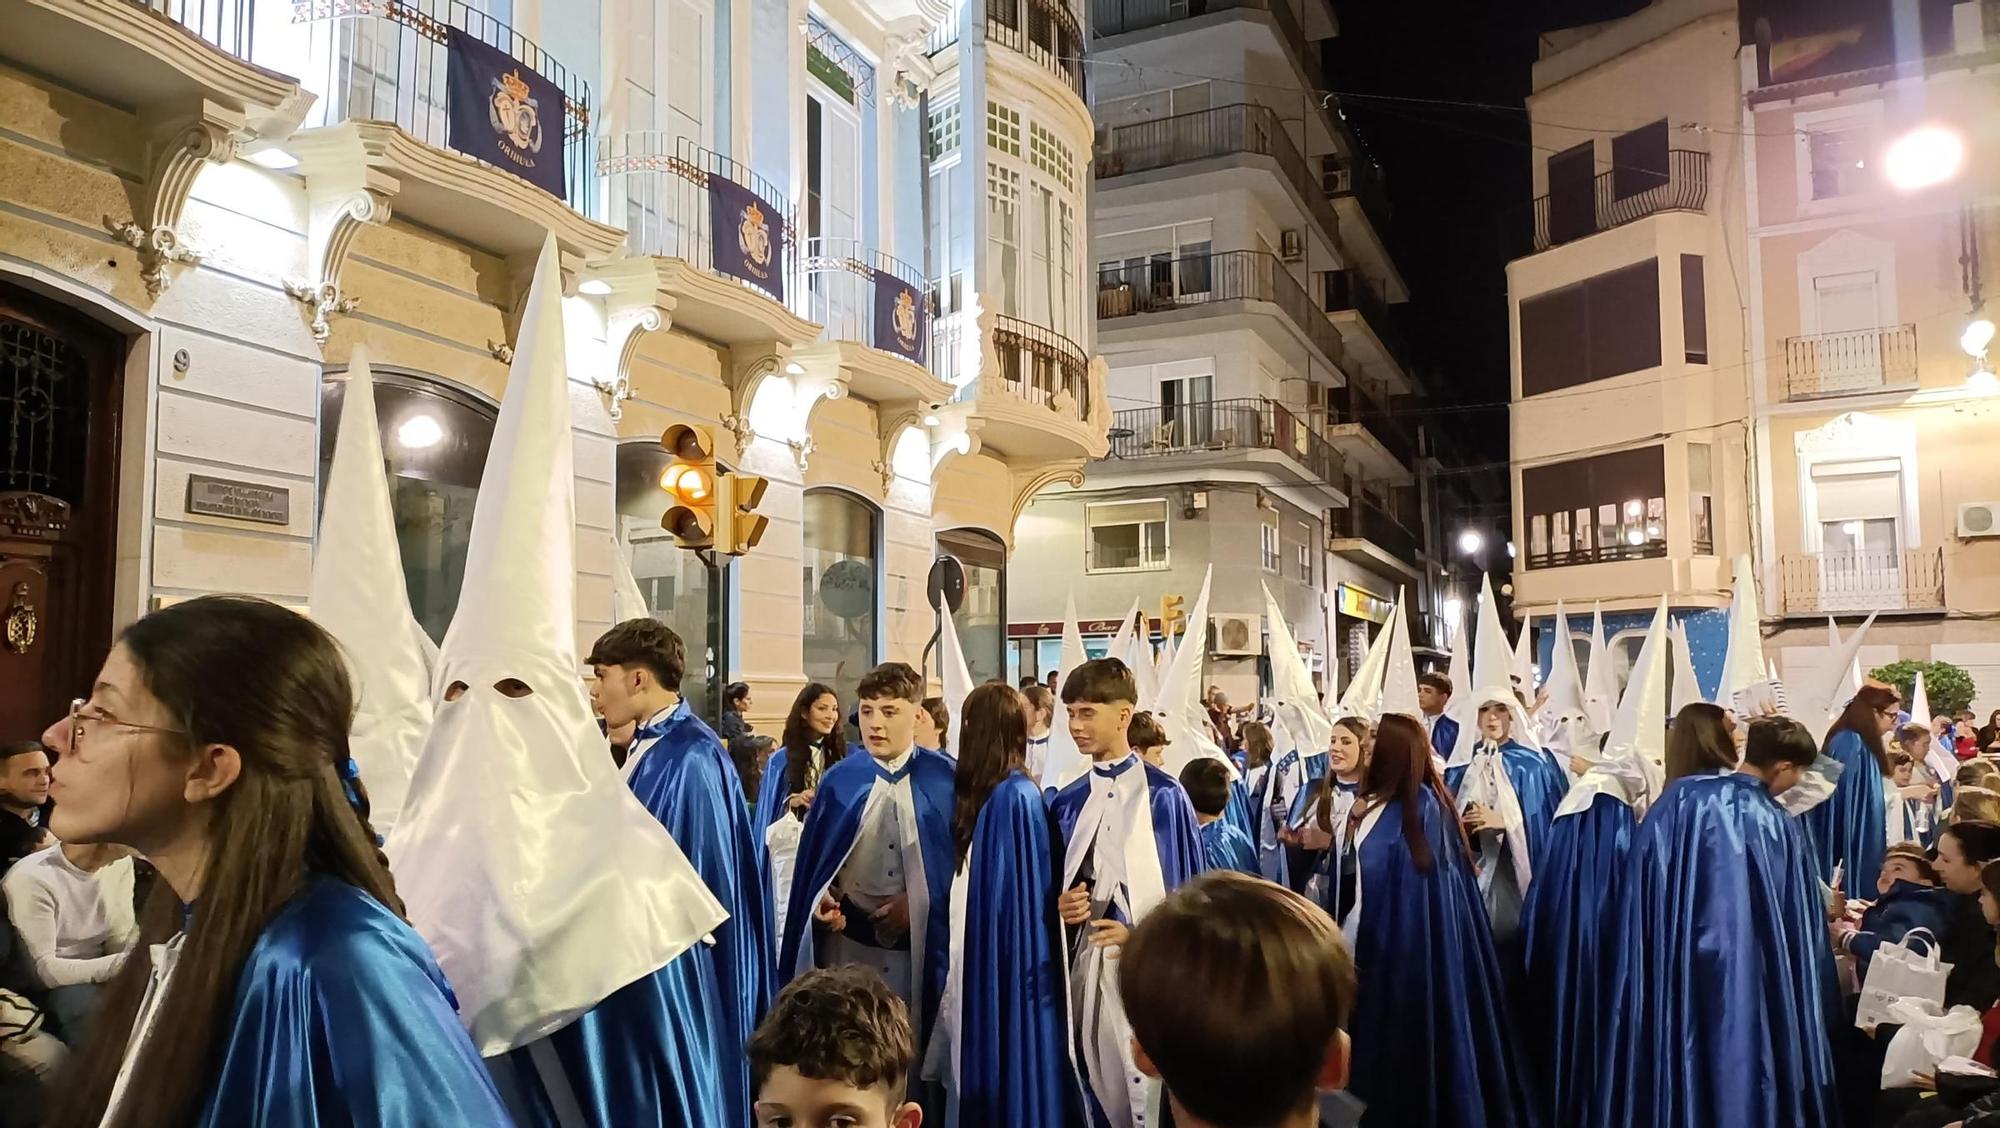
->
xmin=101 ymin=933 xmax=183 ymax=1128
xmin=618 ymin=705 xmax=677 ymax=780
xmin=2 ymin=846 xmax=138 ymax=988
xmin=840 ymin=747 xmax=916 ymax=913
xmin=1026 ymin=733 xmax=1051 ymax=784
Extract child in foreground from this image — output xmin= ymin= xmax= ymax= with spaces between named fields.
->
xmin=749 ymin=966 xmax=923 ymax=1128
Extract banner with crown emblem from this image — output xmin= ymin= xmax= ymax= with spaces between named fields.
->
xmin=871 ymin=269 xmax=927 ymax=365
xmin=708 ymin=176 xmax=786 ymax=303
xmin=445 ymin=29 xmax=567 ymax=199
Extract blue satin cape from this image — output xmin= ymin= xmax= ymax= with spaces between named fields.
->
xmin=1516 ymin=791 xmax=1635 ymax=1126
xmin=1597 ymin=771 xmax=1840 ymax=1128
xmin=197 ymin=876 xmax=512 ymax=1125
xmin=1224 ymin=778 xmax=1254 ymax=843
xmin=754 ymin=745 xmax=795 ymax=833
xmin=1199 ymin=819 xmax=1260 ymax=876
xmin=623 ymin=701 xmax=773 ymax=1128
xmin=1047 ymin=759 xmax=1208 ymax=908
xmin=1431 ymin=714 xmax=1460 ymax=761
xmin=1444 ymin=742 xmax=1572 ymax=866
xmin=777 ymin=747 xmax=958 ymax=1041
xmin=1800 ymin=728 xmax=1887 ymax=889
xmin=1344 ymin=789 xmax=1536 ymax=1128
xmin=953 ymin=773 xmax=1086 ymax=1127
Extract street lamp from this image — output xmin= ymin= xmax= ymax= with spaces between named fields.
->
xmin=1457 ymin=529 xmax=1485 ymax=556
xmin=1885 ymin=126 xmax=1965 ymax=192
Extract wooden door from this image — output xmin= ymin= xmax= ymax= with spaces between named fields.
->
xmin=0 ymin=285 xmax=123 ymax=740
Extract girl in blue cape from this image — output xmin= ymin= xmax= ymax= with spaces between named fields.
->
xmin=922 ymin=684 xmax=1084 ymax=1127
xmin=756 ymin=682 xmax=849 ymax=834
xmin=1597 ymin=715 xmax=1841 ymax=1128
xmin=1801 ymin=685 xmax=1900 ymax=893
xmin=36 ymin=597 xmax=509 ymax=1128
xmin=1338 ymin=713 xmax=1535 ymax=1128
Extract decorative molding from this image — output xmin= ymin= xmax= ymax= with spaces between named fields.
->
xmin=488 ymin=339 xmax=515 ymax=363
xmin=875 ymin=402 xmax=927 ymax=494
xmin=598 ymin=305 xmax=668 ymax=421
xmin=284 ymin=183 xmax=396 ymax=342
xmin=787 ymin=435 xmax=816 ymax=471
xmin=103 ymin=111 xmax=243 ymax=297
xmin=884 ymin=19 xmax=940 ymax=108
xmin=281 ymin=280 xmax=360 ymax=343
xmin=721 ymin=411 xmax=755 ymax=450
xmin=1009 ymin=459 xmax=1088 ymax=533
xmin=724 ymin=348 xmax=789 ymax=453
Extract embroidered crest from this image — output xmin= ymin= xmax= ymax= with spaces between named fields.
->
xmin=488 ymin=68 xmax=544 ymax=156
xmin=892 ymin=287 xmax=919 ymax=347
xmin=737 ymin=200 xmax=774 ymax=279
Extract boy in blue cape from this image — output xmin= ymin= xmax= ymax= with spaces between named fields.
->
xmin=1181 ymin=757 xmax=1259 ymax=876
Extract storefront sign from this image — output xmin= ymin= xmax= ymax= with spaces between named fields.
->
xmin=818 ymin=559 xmax=874 ymax=619
xmin=1008 ymin=617 xmax=1159 ymax=638
xmin=1335 ymin=582 xmax=1395 ymax=625
xmin=445 ymin=29 xmax=567 ymax=198
xmin=186 ymin=475 xmax=289 ymax=526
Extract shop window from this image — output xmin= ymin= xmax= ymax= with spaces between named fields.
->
xmin=804 ymin=489 xmax=881 ymax=709
xmin=938 ymin=527 xmax=1007 ymax=686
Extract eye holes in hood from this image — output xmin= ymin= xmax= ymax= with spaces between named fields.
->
xmin=443 ymin=679 xmax=537 ymax=702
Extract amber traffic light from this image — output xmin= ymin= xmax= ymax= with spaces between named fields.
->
xmin=660 ymin=423 xmax=717 ymax=550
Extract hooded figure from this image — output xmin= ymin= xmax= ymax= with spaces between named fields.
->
xmin=1518 ymin=598 xmax=1668 ymax=1125
xmin=385 ymin=237 xmax=731 ymax=1126
xmin=310 ymin=344 xmax=434 ymax=836
xmin=1534 ymin=601 xmax=1597 ymax=780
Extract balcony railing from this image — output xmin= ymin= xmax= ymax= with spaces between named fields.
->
xmin=801 ymin=237 xmax=929 ymax=360
xmin=295 ymin=0 xmax=595 ymax=214
xmin=1096 ymin=249 xmax=1347 ymax=369
xmin=1323 ymin=268 xmax=1409 ymax=374
xmin=940 ymin=313 xmax=1093 ymax=423
xmin=1096 ymin=104 xmax=1337 ymax=246
xmin=1532 ymin=149 xmax=1708 ymax=252
xmin=1525 ymin=537 xmax=1668 ymax=571
xmin=987 ymin=0 xmax=1087 ymax=101
xmin=1779 ymin=549 xmax=1946 ymax=615
xmin=1783 ymin=324 xmax=1919 ymax=400
xmin=1323 ymin=157 xmax=1393 ymax=245
xmin=1329 ymin=497 xmax=1418 ymax=562
xmin=598 ymin=133 xmax=800 ymax=305
xmin=1104 ymin=397 xmax=1344 ymax=486
xmin=140 ymin=0 xmax=253 ymax=57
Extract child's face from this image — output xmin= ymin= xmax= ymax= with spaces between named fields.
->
xmin=754 ymin=1068 xmax=920 ymax=1128
xmin=1067 ymin=698 xmax=1134 ymax=759
xmin=1138 ymin=743 xmax=1165 ymax=767
xmin=1477 ymin=703 xmax=1512 ymax=742
xmin=1878 ymin=855 xmax=1934 ymax=894
xmin=1894 ymin=762 xmax=1915 ymax=786
xmin=857 ymin=696 xmax=918 ymax=760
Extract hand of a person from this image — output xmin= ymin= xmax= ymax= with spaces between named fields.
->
xmin=1912 ymin=1069 xmax=1937 ymax=1093
xmin=1462 ymin=802 xmax=1495 ymax=834
xmin=871 ymin=895 xmax=911 ymax=940
xmin=788 ymin=790 xmax=814 ymax=816
xmin=1058 ymin=883 xmax=1092 ymax=926
xmin=1828 ymin=887 xmax=1849 ymax=922
xmin=1295 ymin=824 xmax=1333 ymax=852
xmin=1570 ymin=754 xmax=1593 ymax=776
xmin=814 ymin=892 xmax=846 ymax=933
xmin=1086 ymin=919 xmax=1129 ymax=949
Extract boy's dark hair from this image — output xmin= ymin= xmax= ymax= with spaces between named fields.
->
xmin=1179 ymin=758 xmax=1231 ymax=816
xmin=1 ymin=741 xmax=47 ymax=765
xmin=1061 ymin=657 xmax=1137 ymax=707
xmin=1743 ymin=715 xmax=1818 ymax=770
xmin=1127 ymin=711 xmax=1168 ymax=752
xmin=856 ymin=661 xmax=923 ymax=703
xmin=748 ymin=966 xmax=915 ymax=1095
xmin=1019 ymin=675 xmax=1041 ymax=690
xmin=1884 ymin=842 xmax=1940 ymax=884
xmin=1890 ymin=751 xmax=1914 ymax=768
xmin=1417 ymin=671 xmax=1452 ymax=696
xmin=586 ymin=619 xmax=685 ymax=690
xmin=1120 ymin=872 xmax=1356 ymax=1128
xmin=1021 ymin=684 xmax=1055 ymax=716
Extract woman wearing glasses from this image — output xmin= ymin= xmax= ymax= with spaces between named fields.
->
xmin=1800 ymin=684 xmax=1903 ymax=896
xmin=37 ymin=595 xmax=510 ymax=1128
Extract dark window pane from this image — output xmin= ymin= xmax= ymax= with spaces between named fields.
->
xmin=804 ymin=490 xmax=880 ymax=711
xmin=1548 ymin=142 xmax=1595 ymax=244
xmin=1612 ymin=119 xmax=1670 ymax=200
xmin=1519 ymin=281 xmax=1588 ymax=396
xmin=1587 ymin=260 xmax=1662 ymax=381
xmin=1682 ymin=254 xmax=1708 ymax=363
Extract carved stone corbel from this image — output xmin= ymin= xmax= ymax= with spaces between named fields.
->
xmin=1010 ymin=459 xmax=1087 ymax=531
xmin=723 ymin=347 xmax=788 ymax=451
xmin=597 ymin=305 xmax=668 ymax=422
xmin=284 ymin=182 xmax=396 ymax=342
xmin=786 ymin=435 xmax=816 ymax=471
xmin=884 ymin=18 xmax=941 ymax=108
xmin=104 ymin=110 xmax=243 ymax=298
xmin=875 ymin=402 xmax=928 ymax=494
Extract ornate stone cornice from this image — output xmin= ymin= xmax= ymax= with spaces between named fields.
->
xmin=103 ymin=107 xmax=243 ymax=297
xmin=599 ymin=305 xmax=668 ymax=421
xmin=1010 ymin=459 xmax=1088 ymax=532
xmin=283 ymin=175 xmax=397 ymax=342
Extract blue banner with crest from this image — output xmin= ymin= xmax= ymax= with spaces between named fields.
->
xmin=871 ymin=269 xmax=927 ymax=364
xmin=708 ymin=177 xmax=786 ymax=303
xmin=445 ymin=29 xmax=567 ymax=199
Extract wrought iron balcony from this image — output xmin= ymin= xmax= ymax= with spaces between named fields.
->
xmin=1783 ymin=324 xmax=1919 ymax=400
xmin=1328 ymin=497 xmax=1418 ymax=563
xmin=1095 ymin=104 xmax=1337 ymax=246
xmin=1779 ymin=549 xmax=1946 ymax=616
xmin=801 ymin=237 xmax=930 ymax=361
xmin=1096 ymin=249 xmax=1348 ymax=369
xmin=293 ymin=0 xmax=595 ymax=214
xmin=1322 ymin=268 xmax=1409 ymax=376
xmin=598 ymin=133 xmax=801 ymax=306
xmin=1103 ymin=397 xmax=1344 ymax=487
xmin=1531 ymin=149 xmax=1708 ymax=252
xmin=937 ymin=313 xmax=1093 ymax=426
xmin=138 ymin=0 xmax=253 ymax=57
xmin=987 ymin=0 xmax=1086 ymax=101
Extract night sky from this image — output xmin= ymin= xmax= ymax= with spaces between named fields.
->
xmin=1325 ymin=0 xmax=1649 ymax=504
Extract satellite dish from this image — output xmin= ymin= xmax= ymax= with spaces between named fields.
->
xmin=927 ymin=555 xmax=966 ymax=614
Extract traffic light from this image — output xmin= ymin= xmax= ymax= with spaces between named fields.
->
xmin=659 ymin=423 xmax=717 ymax=550
xmin=1160 ymin=594 xmax=1186 ymax=638
xmin=717 ymin=472 xmax=769 ymax=556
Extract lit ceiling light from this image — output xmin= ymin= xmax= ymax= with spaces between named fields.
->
xmin=1623 ymin=499 xmax=1643 ymax=518
xmin=245 ymin=147 xmax=299 ymax=170
xmin=784 ymin=361 xmax=806 ymax=376
xmin=397 ymin=414 xmax=444 ymax=449
xmin=1968 ymin=369 xmax=2000 ymax=396
xmin=1624 ymin=528 xmax=1644 ymax=546
xmin=1961 ymin=318 xmax=1995 ymax=358
xmin=1456 ymin=529 xmax=1484 ymax=555
xmin=923 ymin=413 xmax=941 ymax=427
xmin=1885 ymin=125 xmax=1965 ymax=192
xmin=578 ymin=278 xmax=613 ymax=296
xmin=1841 ymin=520 xmax=1863 ymax=536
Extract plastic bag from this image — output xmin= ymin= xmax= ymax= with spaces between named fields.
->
xmin=1881 ymin=998 xmax=1984 ymax=1088
xmin=1857 ymin=928 xmax=1951 ymax=1032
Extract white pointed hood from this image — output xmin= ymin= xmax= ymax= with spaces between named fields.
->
xmin=1716 ymin=554 xmax=1769 ymax=710
xmin=1449 ymin=575 xmax=1539 ymax=767
xmin=1581 ymin=604 xmax=1615 ymax=735
xmin=310 ymin=344 xmax=431 ymax=836
xmin=610 ymin=533 xmax=652 ymax=623
xmin=939 ymin=599 xmax=975 ymax=750
xmin=1377 ymin=594 xmax=1421 ymax=723
xmin=1334 ymin=607 xmax=1394 ymax=721
xmin=1912 ymin=669 xmax=1932 ymax=727
xmin=1157 ymin=568 xmax=1230 ymax=777
xmin=1511 ymin=622 xmax=1537 ymax=695
xmin=1670 ymin=619 xmax=1705 ymax=713
xmin=1264 ymin=582 xmax=1333 ymax=759
xmin=1803 ymin=614 xmax=1879 ymax=724
xmin=1558 ymin=597 xmax=1669 ymax=817
xmin=1538 ymin=601 xmax=1597 ymax=765
xmin=386 ymin=237 xmax=726 ymax=1055
xmin=1040 ymin=591 xmax=1090 ymax=789
xmin=1107 ymin=597 xmax=1158 ymax=711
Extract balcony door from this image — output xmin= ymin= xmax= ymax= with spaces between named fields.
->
xmin=1810 ymin=461 xmax=1905 ymax=612
xmin=806 ymin=86 xmax=863 ymax=329
xmin=1547 ymin=142 xmax=1595 ymax=245
xmin=1811 ymin=271 xmax=1885 ymax=393
xmin=1156 ymin=359 xmax=1213 ymax=449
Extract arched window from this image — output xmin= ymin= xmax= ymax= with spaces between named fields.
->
xmin=615 ymin=441 xmax=719 ymax=718
xmin=318 ymin=372 xmax=495 ymax=643
xmin=803 ymin=488 xmax=880 ymax=709
xmin=937 ymin=527 xmax=1006 ymax=685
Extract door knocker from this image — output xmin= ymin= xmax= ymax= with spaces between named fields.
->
xmin=4 ymin=583 xmax=36 ymax=654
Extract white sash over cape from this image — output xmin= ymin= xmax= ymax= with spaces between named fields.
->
xmin=1454 ymin=744 xmax=1534 ymax=896
xmin=799 ymin=766 xmax=931 ymax=1015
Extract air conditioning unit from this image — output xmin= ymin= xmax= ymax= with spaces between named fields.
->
xmin=1279 ymin=229 xmax=1304 ymax=262
xmin=1960 ymin=501 xmax=2000 ymax=538
xmin=1210 ymin=612 xmax=1262 ymax=656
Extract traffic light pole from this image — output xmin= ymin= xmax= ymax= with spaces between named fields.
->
xmin=703 ymin=548 xmax=732 ymax=731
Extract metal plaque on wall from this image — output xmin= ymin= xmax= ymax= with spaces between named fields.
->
xmin=186 ymin=475 xmax=290 ymax=526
